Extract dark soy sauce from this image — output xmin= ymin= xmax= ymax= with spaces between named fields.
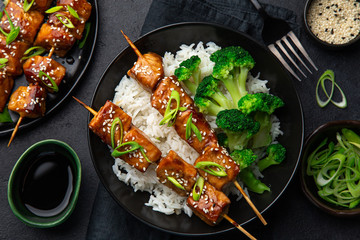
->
xmin=21 ymin=152 xmax=74 ymax=217
xmin=66 ymin=56 xmax=75 ymax=65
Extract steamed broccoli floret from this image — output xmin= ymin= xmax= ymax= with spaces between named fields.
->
xmin=194 ymin=75 xmax=234 ymax=116
xmin=217 ymin=132 xmax=229 ymax=149
xmin=249 ymin=112 xmax=272 ymax=149
xmin=174 ymin=55 xmax=201 ymax=94
xmin=230 ymin=149 xmax=270 ymax=194
xmin=257 ymin=143 xmax=286 ymax=171
xmin=238 ymin=93 xmax=285 ymax=115
xmin=230 ymin=149 xmax=256 ymax=170
xmin=216 ymin=109 xmax=260 ymax=151
xmin=210 ymin=46 xmax=255 ymax=105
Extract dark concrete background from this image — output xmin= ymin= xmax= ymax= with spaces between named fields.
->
xmin=1 ymin=0 xmax=360 ymax=239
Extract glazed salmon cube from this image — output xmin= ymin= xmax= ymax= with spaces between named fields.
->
xmin=156 ymin=150 xmax=197 ymax=196
xmin=88 ymin=101 xmax=132 ymax=147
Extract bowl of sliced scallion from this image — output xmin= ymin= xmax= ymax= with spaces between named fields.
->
xmin=300 ymin=120 xmax=360 ymax=216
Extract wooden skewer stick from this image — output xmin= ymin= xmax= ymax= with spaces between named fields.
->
xmin=223 ymin=214 xmax=257 ymax=240
xmin=233 ymin=180 xmax=267 ymax=225
xmin=7 ymin=116 xmax=23 ymax=147
xmin=120 ymin=30 xmax=143 ymax=58
xmin=48 ymin=47 xmax=55 ymax=58
xmin=72 ymin=96 xmax=97 ymax=116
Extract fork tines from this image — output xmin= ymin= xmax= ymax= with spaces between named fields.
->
xmin=268 ymin=31 xmax=318 ymax=81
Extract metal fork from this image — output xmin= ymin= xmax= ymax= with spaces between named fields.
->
xmin=249 ymin=0 xmax=318 ymax=81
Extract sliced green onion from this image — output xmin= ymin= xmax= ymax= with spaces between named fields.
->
xmin=110 ymin=117 xmax=123 ymax=149
xmin=45 ymin=6 xmax=63 ymax=14
xmin=78 ymin=22 xmax=91 ymax=49
xmin=316 ymin=69 xmax=347 ymax=109
xmin=67 ymin=5 xmax=80 ymax=20
xmin=185 ymin=113 xmax=203 ymax=141
xmin=56 ymin=14 xmax=75 ymax=29
xmin=0 ymin=106 xmax=13 ymax=123
xmin=159 ymin=90 xmax=187 ymax=126
xmin=0 ymin=58 xmax=8 ymax=68
xmin=21 ymin=46 xmax=46 ymax=60
xmin=111 ymin=141 xmax=151 ymax=163
xmin=195 ymin=161 xmax=228 ymax=177
xmin=167 ymin=176 xmax=185 ymax=191
xmin=1 ymin=10 xmax=20 ymax=45
xmin=191 ymin=123 xmax=202 ymax=141
xmin=192 ymin=177 xmax=204 ymax=201
xmin=185 ymin=113 xmax=192 ymax=139
xmin=39 ymin=70 xmax=59 ymax=92
xmin=307 ymin=129 xmax=360 ymax=208
xmin=23 ymin=0 xmax=35 ymax=12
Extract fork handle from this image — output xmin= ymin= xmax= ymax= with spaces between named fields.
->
xmin=249 ymin=0 xmax=269 ymax=20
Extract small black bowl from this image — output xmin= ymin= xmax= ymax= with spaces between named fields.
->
xmin=304 ymin=0 xmax=360 ymax=49
xmin=300 ymin=120 xmax=360 ymax=216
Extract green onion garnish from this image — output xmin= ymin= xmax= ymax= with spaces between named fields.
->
xmin=0 ymin=106 xmax=13 ymax=123
xmin=23 ymin=0 xmax=35 ymax=12
xmin=110 ymin=117 xmax=123 ymax=149
xmin=111 ymin=141 xmax=151 ymax=163
xmin=192 ymin=177 xmax=204 ymax=201
xmin=195 ymin=161 xmax=228 ymax=177
xmin=159 ymin=90 xmax=187 ymax=126
xmin=45 ymin=6 xmax=63 ymax=14
xmin=56 ymin=14 xmax=75 ymax=29
xmin=307 ymin=129 xmax=360 ymax=208
xmin=0 ymin=58 xmax=8 ymax=68
xmin=167 ymin=176 xmax=186 ymax=191
xmin=0 ymin=10 xmax=20 ymax=45
xmin=185 ymin=113 xmax=202 ymax=141
xmin=316 ymin=69 xmax=347 ymax=109
xmin=78 ymin=22 xmax=91 ymax=49
xmin=21 ymin=46 xmax=46 ymax=60
xmin=67 ymin=5 xmax=80 ymax=20
xmin=39 ymin=71 xmax=59 ymax=92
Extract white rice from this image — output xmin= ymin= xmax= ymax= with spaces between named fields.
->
xmin=111 ymin=42 xmax=282 ymax=216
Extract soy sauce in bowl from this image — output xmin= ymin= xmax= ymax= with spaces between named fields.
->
xmin=21 ymin=152 xmax=74 ymax=217
xmin=8 ymin=139 xmax=81 ymax=228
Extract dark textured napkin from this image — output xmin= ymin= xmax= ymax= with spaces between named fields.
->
xmin=86 ymin=1 xmax=298 ymax=239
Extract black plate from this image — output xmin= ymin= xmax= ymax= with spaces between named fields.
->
xmin=0 ymin=0 xmax=98 ymax=136
xmin=88 ymin=22 xmax=304 ymax=235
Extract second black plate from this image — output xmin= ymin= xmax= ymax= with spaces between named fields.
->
xmin=88 ymin=22 xmax=304 ymax=235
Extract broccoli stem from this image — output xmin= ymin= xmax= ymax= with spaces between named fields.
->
xmin=222 ymin=76 xmax=242 ymax=106
xmin=227 ymin=132 xmax=249 ymax=152
xmin=212 ymin=92 xmax=234 ymax=109
xmin=238 ymin=66 xmax=249 ymax=98
xmin=257 ymin=157 xmax=275 ymax=172
xmin=193 ymin=68 xmax=201 ymax=86
xmin=183 ymin=80 xmax=197 ymax=95
xmin=238 ymin=168 xmax=270 ymax=194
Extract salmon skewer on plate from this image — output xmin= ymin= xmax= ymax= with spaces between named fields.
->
xmin=121 ymin=31 xmax=267 ymax=226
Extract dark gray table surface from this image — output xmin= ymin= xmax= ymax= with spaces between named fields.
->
xmin=1 ymin=0 xmax=360 ymax=239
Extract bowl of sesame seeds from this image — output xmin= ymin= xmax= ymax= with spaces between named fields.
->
xmin=304 ymin=0 xmax=360 ymax=48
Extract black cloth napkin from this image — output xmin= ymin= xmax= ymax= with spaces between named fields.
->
xmin=86 ymin=1 xmax=298 ymax=239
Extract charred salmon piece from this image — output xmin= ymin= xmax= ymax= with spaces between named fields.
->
xmin=8 ymin=84 xmax=46 ymax=118
xmin=88 ymin=100 xmax=132 ymax=147
xmin=194 ymin=146 xmax=240 ymax=191
xmin=34 ymin=22 xmax=76 ymax=57
xmin=0 ymin=1 xmax=44 ymax=44
xmin=47 ymin=11 xmax=85 ymax=40
xmin=57 ymin=0 xmax=92 ymax=22
xmin=127 ymin=52 xmax=164 ymax=92
xmin=187 ymin=181 xmax=230 ymax=226
xmin=156 ymin=150 xmax=197 ymax=196
xmin=0 ymin=35 xmax=29 ymax=76
xmin=117 ymin=125 xmax=162 ymax=172
xmin=23 ymin=56 xmax=66 ymax=93
xmin=174 ymin=109 xmax=218 ymax=154
xmin=0 ymin=73 xmax=14 ymax=112
xmin=151 ymin=75 xmax=194 ymax=116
